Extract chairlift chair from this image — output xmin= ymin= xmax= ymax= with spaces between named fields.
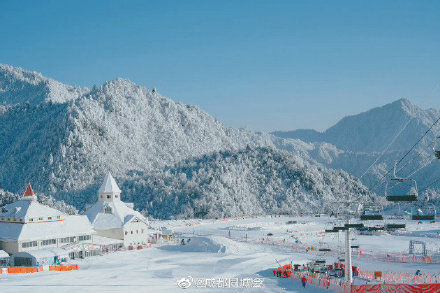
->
xmin=411 ymin=204 xmax=436 ymax=221
xmin=324 ymin=222 xmax=338 ymax=233
xmin=384 ymin=215 xmax=406 ymax=230
xmin=385 ymin=162 xmax=418 ymax=202
xmin=350 ymin=238 xmax=360 ymax=249
xmin=360 ymin=204 xmax=384 ymax=221
xmin=385 ymin=179 xmax=418 ymax=202
xmin=318 ymin=241 xmax=332 ymax=252
xmin=433 ymin=136 xmax=440 ymax=159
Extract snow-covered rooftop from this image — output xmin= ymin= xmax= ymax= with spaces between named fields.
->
xmin=85 ymin=200 xmax=148 ymax=230
xmin=0 ymin=250 xmax=9 ymax=258
xmin=0 ymin=215 xmax=94 ymax=242
xmin=98 ymin=172 xmax=121 ymax=194
xmin=0 ymin=199 xmax=64 ymax=221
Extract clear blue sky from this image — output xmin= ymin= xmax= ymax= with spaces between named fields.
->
xmin=1 ymin=0 xmax=439 ymax=132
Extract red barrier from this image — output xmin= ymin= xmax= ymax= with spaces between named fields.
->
xmin=351 ymin=283 xmax=440 ymax=293
xmin=8 ymin=267 xmax=25 ymax=274
xmin=68 ymin=265 xmax=79 ymax=271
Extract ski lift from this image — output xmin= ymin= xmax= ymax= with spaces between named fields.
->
xmin=325 ymin=222 xmax=341 ymax=233
xmin=411 ymin=204 xmax=436 ymax=221
xmin=385 ymin=162 xmax=418 ymax=202
xmin=433 ymin=136 xmax=440 ymax=159
xmin=350 ymin=238 xmax=360 ymax=249
xmin=385 ymin=216 xmax=406 ymax=230
xmin=360 ymin=203 xmax=384 ymax=221
xmin=385 ymin=223 xmax=406 ymax=230
xmin=318 ymin=242 xmax=332 ymax=252
xmin=344 ymin=220 xmax=364 ymax=229
xmin=325 ymin=227 xmax=339 ymax=233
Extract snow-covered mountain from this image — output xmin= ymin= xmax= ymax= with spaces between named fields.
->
xmin=273 ymin=99 xmax=440 ymax=194
xmin=0 ymin=64 xmax=372 ymax=217
xmin=273 ymin=99 xmax=440 ymax=153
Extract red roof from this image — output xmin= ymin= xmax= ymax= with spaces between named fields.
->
xmin=24 ymin=184 xmax=34 ymax=197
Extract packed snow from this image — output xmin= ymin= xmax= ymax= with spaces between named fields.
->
xmin=1 ymin=215 xmax=440 ymax=292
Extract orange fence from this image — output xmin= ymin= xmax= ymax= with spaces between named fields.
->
xmin=350 ymin=284 xmax=440 ymax=293
xmin=3 ymin=265 xmax=78 ymax=274
xmin=49 ymin=265 xmax=79 ymax=271
xmin=7 ymin=267 xmax=42 ymax=274
xmin=284 ymin=270 xmax=440 ymax=293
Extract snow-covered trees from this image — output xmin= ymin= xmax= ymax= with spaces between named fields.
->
xmin=122 ymin=147 xmax=373 ymax=219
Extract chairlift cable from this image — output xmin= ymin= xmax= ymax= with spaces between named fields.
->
xmin=388 ymin=157 xmax=436 ymax=191
xmin=359 ymin=82 xmax=440 ymax=180
xmin=370 ymin=116 xmax=440 ymax=193
xmin=419 ymin=176 xmax=440 ymax=193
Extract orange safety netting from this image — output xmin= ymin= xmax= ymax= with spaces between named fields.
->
xmin=350 ymin=284 xmax=440 ymax=293
xmin=7 ymin=267 xmax=42 ymax=274
xmin=49 ymin=265 xmax=79 ymax=271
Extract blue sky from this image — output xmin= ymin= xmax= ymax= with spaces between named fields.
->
xmin=1 ymin=0 xmax=439 ymax=131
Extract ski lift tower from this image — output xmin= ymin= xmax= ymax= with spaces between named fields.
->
xmin=331 ymin=199 xmax=362 ymax=285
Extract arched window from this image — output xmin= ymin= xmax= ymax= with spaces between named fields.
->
xmin=104 ymin=206 xmax=112 ymax=214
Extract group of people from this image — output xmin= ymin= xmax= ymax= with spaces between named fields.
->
xmin=272 ymin=268 xmax=307 ymax=287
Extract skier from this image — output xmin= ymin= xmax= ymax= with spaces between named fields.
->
xmin=301 ymin=276 xmax=307 ymax=287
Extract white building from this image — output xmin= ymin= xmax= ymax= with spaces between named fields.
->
xmin=0 ymin=185 xmax=94 ymax=264
xmin=85 ymin=173 xmax=151 ymax=248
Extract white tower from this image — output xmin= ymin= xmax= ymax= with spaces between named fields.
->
xmin=98 ymin=172 xmax=122 ymax=202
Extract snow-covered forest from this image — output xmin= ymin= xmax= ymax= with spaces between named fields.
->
xmin=122 ymin=147 xmax=372 ymax=219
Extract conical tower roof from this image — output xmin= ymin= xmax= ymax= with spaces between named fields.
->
xmin=24 ymin=184 xmax=34 ymax=197
xmin=22 ymin=184 xmax=36 ymax=200
xmin=98 ymin=172 xmax=121 ymax=194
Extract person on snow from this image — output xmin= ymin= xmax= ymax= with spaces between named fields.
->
xmin=301 ymin=276 xmax=307 ymax=287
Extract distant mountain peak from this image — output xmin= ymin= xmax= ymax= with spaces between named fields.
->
xmin=273 ymin=98 xmax=439 ymax=153
xmin=0 ymin=64 xmax=88 ymax=106
xmin=384 ymin=98 xmax=420 ymax=117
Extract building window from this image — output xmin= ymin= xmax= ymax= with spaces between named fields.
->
xmin=136 ymin=230 xmax=139 ymax=234
xmin=115 ymin=195 xmax=118 ymax=198
xmin=29 ymin=218 xmax=33 ymax=222
xmin=56 ymin=216 xmax=60 ymax=219
xmin=60 ymin=237 xmax=75 ymax=244
xmin=104 ymin=206 xmax=112 ymax=214
xmin=48 ymin=217 xmax=52 ymax=220
xmin=107 ymin=195 xmax=111 ymax=199
xmin=38 ymin=217 xmax=43 ymax=221
xmin=125 ymin=231 xmax=128 ymax=235
xmin=141 ymin=229 xmax=144 ymax=233
xmin=79 ymin=235 xmax=91 ymax=241
xmin=22 ymin=241 xmax=38 ymax=248
xmin=41 ymin=239 xmax=56 ymax=246
xmin=131 ymin=231 xmax=133 ymax=234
